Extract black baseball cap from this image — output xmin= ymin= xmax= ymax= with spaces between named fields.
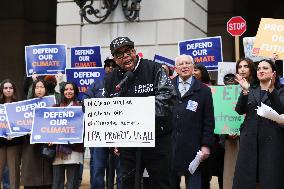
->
xmin=110 ymin=37 xmax=134 ymax=55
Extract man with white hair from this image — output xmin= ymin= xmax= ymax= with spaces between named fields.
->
xmin=171 ymin=54 xmax=215 ymax=189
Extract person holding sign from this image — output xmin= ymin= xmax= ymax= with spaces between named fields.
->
xmin=104 ymin=37 xmax=176 ymax=189
xmin=82 ymin=58 xmax=121 ymax=189
xmin=52 ymin=82 xmax=84 ymax=189
xmin=21 ymin=79 xmax=53 ymax=189
xmin=220 ymin=73 xmax=238 ymax=189
xmin=26 ymin=73 xmax=63 ymax=103
xmin=233 ymin=59 xmax=284 ymax=189
xmin=0 ymin=79 xmax=23 ymax=189
xmin=171 ymin=55 xmax=215 ymax=189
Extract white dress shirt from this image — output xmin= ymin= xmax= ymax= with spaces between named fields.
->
xmin=178 ymin=76 xmax=192 ymax=96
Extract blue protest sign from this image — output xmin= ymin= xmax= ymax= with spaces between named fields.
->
xmin=0 ymin=105 xmax=11 ymax=138
xmin=31 ymin=107 xmax=84 ymax=144
xmin=66 ymin=67 xmax=105 ymax=100
xmin=70 ymin=46 xmax=102 ymax=68
xmin=4 ymin=96 xmax=56 ymax=133
xmin=0 ymin=105 xmax=25 ymax=139
xmin=25 ymin=44 xmax=67 ymax=76
xmin=153 ymin=54 xmax=175 ymax=68
xmin=179 ymin=36 xmax=223 ymax=71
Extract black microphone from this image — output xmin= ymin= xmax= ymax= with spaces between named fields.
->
xmin=115 ymin=71 xmax=134 ymax=92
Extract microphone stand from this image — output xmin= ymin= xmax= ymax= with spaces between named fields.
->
xmin=107 ymin=88 xmax=123 ymax=189
xmin=135 ymin=148 xmax=142 ymax=189
xmin=108 ymin=148 xmax=115 ymax=189
xmin=112 ymin=79 xmax=142 ymax=189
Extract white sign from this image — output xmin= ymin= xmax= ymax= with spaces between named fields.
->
xmin=243 ymin=37 xmax=265 ymax=62
xmin=217 ymin=62 xmax=236 ymax=85
xmin=84 ymin=97 xmax=155 ymax=147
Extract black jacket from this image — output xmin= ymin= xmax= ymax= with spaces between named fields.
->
xmin=82 ymin=79 xmax=105 ymax=100
xmin=233 ymin=86 xmax=284 ymax=189
xmin=104 ymin=57 xmax=176 ymax=137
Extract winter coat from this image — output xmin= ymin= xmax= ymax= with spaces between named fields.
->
xmin=171 ymin=77 xmax=215 ymax=174
xmin=233 ymin=86 xmax=284 ymax=189
xmin=21 ymin=136 xmax=53 ymax=186
xmin=104 ymin=57 xmax=176 ymax=137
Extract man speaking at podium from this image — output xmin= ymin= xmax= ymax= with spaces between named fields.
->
xmin=104 ymin=37 xmax=176 ymax=189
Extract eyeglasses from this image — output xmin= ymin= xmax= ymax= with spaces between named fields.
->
xmin=176 ymin=61 xmax=193 ymax=67
xmin=114 ymin=47 xmax=134 ymax=59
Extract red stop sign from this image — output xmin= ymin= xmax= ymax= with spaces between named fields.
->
xmin=227 ymin=16 xmax=246 ymax=36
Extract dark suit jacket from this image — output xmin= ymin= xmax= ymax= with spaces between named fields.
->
xmin=171 ymin=76 xmax=215 ymax=173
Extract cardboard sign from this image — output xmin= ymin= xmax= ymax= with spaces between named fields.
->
xmin=70 ymin=46 xmax=102 ymax=68
xmin=31 ymin=107 xmax=84 ymax=144
xmin=25 ymin=44 xmax=67 ymax=76
xmin=179 ymin=36 xmax=223 ymax=71
xmin=253 ymin=18 xmax=284 ymax=59
xmin=84 ymin=97 xmax=155 ymax=147
xmin=217 ymin=62 xmax=236 ymax=85
xmin=210 ymin=85 xmax=244 ymax=134
xmin=243 ymin=37 xmax=265 ymax=62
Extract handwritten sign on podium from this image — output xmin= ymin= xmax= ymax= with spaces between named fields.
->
xmin=84 ymin=96 xmax=155 ymax=147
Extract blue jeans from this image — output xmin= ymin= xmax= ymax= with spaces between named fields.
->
xmin=2 ymin=165 xmax=9 ymax=189
xmin=90 ymin=147 xmax=121 ymax=189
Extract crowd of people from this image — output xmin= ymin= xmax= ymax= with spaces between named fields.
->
xmin=0 ymin=36 xmax=283 ymax=189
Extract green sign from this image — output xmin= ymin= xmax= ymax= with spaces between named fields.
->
xmin=210 ymin=85 xmax=244 ymax=134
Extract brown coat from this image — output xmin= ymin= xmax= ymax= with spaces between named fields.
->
xmin=223 ymin=138 xmax=239 ymax=189
xmin=21 ymin=136 xmax=53 ymax=186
